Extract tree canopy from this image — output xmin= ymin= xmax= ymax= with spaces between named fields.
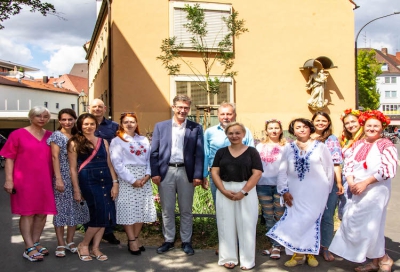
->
xmin=357 ymin=49 xmax=382 ymax=110
xmin=0 ymin=0 xmax=56 ymax=29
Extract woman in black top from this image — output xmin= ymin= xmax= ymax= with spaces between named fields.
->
xmin=211 ymin=122 xmax=263 ymax=270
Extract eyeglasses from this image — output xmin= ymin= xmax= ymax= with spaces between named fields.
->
xmin=174 ymin=106 xmax=190 ymax=111
xmin=121 ymin=112 xmax=135 ymax=116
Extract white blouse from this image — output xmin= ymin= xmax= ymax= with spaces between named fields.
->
xmin=109 ymin=133 xmax=151 ymax=184
xmin=256 ymin=142 xmax=287 ymax=186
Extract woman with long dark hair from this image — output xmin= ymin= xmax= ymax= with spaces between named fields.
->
xmin=68 ymin=113 xmax=118 ymax=262
xmin=47 ymin=109 xmax=89 ymax=257
xmin=310 ymin=112 xmax=343 ymax=262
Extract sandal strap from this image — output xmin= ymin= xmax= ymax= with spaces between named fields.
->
xmin=128 ymin=239 xmax=136 ymax=242
xmin=66 ymin=242 xmax=75 ymax=247
xmin=56 ymin=246 xmax=66 ymax=250
xmin=26 ymin=246 xmax=37 ymax=254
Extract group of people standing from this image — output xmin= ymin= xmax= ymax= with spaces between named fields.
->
xmin=0 ymin=95 xmax=397 ymax=272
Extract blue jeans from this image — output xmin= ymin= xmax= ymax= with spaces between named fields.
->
xmin=256 ymin=185 xmax=285 ymax=247
xmin=320 ymin=184 xmax=339 ymax=247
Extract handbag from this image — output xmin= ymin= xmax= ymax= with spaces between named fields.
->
xmin=78 ymin=138 xmax=102 ymax=173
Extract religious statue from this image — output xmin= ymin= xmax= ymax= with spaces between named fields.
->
xmin=306 ymin=68 xmax=329 ymax=111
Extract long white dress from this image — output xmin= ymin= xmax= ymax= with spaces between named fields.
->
xmin=329 ymin=138 xmax=397 ymax=263
xmin=266 ymin=140 xmax=334 ymax=255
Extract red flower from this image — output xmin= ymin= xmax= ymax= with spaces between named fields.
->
xmin=144 ymin=149 xmax=147 ymax=153
xmin=363 ymin=161 xmax=368 ymax=169
xmin=344 ymin=108 xmax=352 ymax=115
xmin=135 ymin=150 xmax=141 ymax=156
xmin=130 ymin=150 xmax=134 ymax=153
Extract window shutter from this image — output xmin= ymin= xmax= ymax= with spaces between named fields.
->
xmin=173 ymin=8 xmax=230 ymax=49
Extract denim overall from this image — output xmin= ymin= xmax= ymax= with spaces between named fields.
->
xmin=78 ymin=140 xmax=116 ymax=227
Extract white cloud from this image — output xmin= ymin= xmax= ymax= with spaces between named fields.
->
xmin=0 ymin=39 xmax=32 ymax=63
xmin=42 ymin=46 xmax=86 ymax=77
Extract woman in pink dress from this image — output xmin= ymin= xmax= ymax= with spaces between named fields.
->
xmin=1 ymin=106 xmax=57 ymax=262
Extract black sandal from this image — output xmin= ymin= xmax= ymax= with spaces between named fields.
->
xmin=128 ymin=239 xmax=141 ymax=255
xmin=135 ymin=236 xmax=145 ymax=252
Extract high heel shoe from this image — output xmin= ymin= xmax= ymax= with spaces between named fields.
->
xmin=136 ymin=236 xmax=145 ymax=252
xmin=128 ymin=239 xmax=141 ymax=255
xmin=378 ymin=254 xmax=393 ymax=272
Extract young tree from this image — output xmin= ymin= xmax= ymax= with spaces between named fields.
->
xmin=357 ymin=49 xmax=382 ymax=110
xmin=0 ymin=0 xmax=56 ymax=29
xmin=157 ymin=4 xmax=248 ymax=127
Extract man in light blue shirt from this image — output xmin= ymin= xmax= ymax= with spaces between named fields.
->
xmin=203 ymin=102 xmax=254 ymax=206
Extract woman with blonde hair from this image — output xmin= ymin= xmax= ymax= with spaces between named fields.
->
xmin=256 ymin=119 xmax=287 ymax=260
xmin=338 ymin=109 xmax=364 ymax=220
xmin=109 ymin=112 xmax=156 ymax=255
xmin=1 ymin=106 xmax=56 ymax=262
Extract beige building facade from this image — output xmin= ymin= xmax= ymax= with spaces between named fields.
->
xmin=87 ymin=0 xmax=355 ymax=137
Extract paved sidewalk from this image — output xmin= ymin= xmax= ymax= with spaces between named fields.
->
xmin=0 ymin=167 xmax=399 ymax=271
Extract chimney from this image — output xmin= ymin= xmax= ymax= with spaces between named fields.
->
xmin=43 ymin=76 xmax=48 ymax=83
xmin=382 ymin=48 xmax=388 ymax=55
xmin=396 ymin=52 xmax=400 ymax=61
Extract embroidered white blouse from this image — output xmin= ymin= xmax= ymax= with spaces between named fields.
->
xmin=109 ymin=133 xmax=151 ymax=184
xmin=256 ymin=142 xmax=288 ymax=186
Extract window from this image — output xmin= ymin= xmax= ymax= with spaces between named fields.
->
xmin=71 ymin=104 xmax=75 ymax=111
xmin=384 ymin=77 xmax=397 ymax=83
xmin=381 ymin=63 xmax=388 ymax=71
xmin=385 ymin=91 xmax=397 ymax=98
xmin=171 ymin=75 xmax=233 ymax=115
xmin=44 ymin=101 xmax=48 ymax=107
xmin=56 ymin=103 xmax=59 ymax=109
xmin=382 ymin=104 xmax=400 ymax=114
xmin=170 ymin=1 xmax=231 ymax=50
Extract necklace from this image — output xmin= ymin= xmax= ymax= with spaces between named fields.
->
xmin=296 ymin=139 xmax=311 ymax=155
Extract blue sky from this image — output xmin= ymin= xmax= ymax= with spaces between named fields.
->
xmin=0 ymin=0 xmax=398 ymax=78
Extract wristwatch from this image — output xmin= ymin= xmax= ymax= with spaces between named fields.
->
xmin=240 ymin=189 xmax=248 ymax=196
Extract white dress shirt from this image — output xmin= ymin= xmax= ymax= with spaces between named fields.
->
xmin=170 ymin=118 xmax=186 ymax=163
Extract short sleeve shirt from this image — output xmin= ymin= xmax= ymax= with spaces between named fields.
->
xmin=212 ymin=146 xmax=263 ymax=182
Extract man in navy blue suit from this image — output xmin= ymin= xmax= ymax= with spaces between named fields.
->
xmin=150 ymin=95 xmax=204 ymax=255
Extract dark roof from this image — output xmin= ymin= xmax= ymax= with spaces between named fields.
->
xmin=0 ymin=75 xmax=78 ymax=95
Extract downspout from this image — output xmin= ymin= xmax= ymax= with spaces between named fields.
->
xmin=106 ymin=0 xmax=112 ymax=119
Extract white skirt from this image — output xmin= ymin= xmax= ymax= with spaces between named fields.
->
xmin=116 ymin=165 xmax=157 ymax=225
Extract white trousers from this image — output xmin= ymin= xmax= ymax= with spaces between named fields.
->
xmin=216 ymin=181 xmax=258 ymax=268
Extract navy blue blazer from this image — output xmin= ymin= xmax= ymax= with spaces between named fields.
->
xmin=150 ymin=119 xmax=204 ymax=182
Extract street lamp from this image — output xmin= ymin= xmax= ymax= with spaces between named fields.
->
xmin=355 ymin=11 xmax=400 ymax=108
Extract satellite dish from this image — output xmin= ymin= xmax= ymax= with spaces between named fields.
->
xmin=15 ymin=71 xmax=24 ymax=83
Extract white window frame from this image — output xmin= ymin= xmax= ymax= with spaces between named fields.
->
xmin=169 ymin=1 xmax=232 ymax=51
xmin=169 ymin=75 xmax=234 ymax=113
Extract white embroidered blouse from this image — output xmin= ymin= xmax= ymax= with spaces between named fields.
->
xmin=109 ymin=133 xmax=151 ymax=184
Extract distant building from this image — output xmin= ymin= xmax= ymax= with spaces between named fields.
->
xmin=69 ymin=63 xmax=88 ymax=79
xmin=360 ymin=48 xmax=400 ymax=127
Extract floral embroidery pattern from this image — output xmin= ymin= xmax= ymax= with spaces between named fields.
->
xmin=290 ymin=141 xmax=319 ymax=181
xmin=129 ymin=142 xmax=147 ymax=156
xmin=259 ymin=143 xmax=281 ymax=164
xmin=267 ymin=210 xmax=321 ymax=254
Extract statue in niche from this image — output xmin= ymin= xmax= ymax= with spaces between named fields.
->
xmin=306 ymin=68 xmax=329 ymax=110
